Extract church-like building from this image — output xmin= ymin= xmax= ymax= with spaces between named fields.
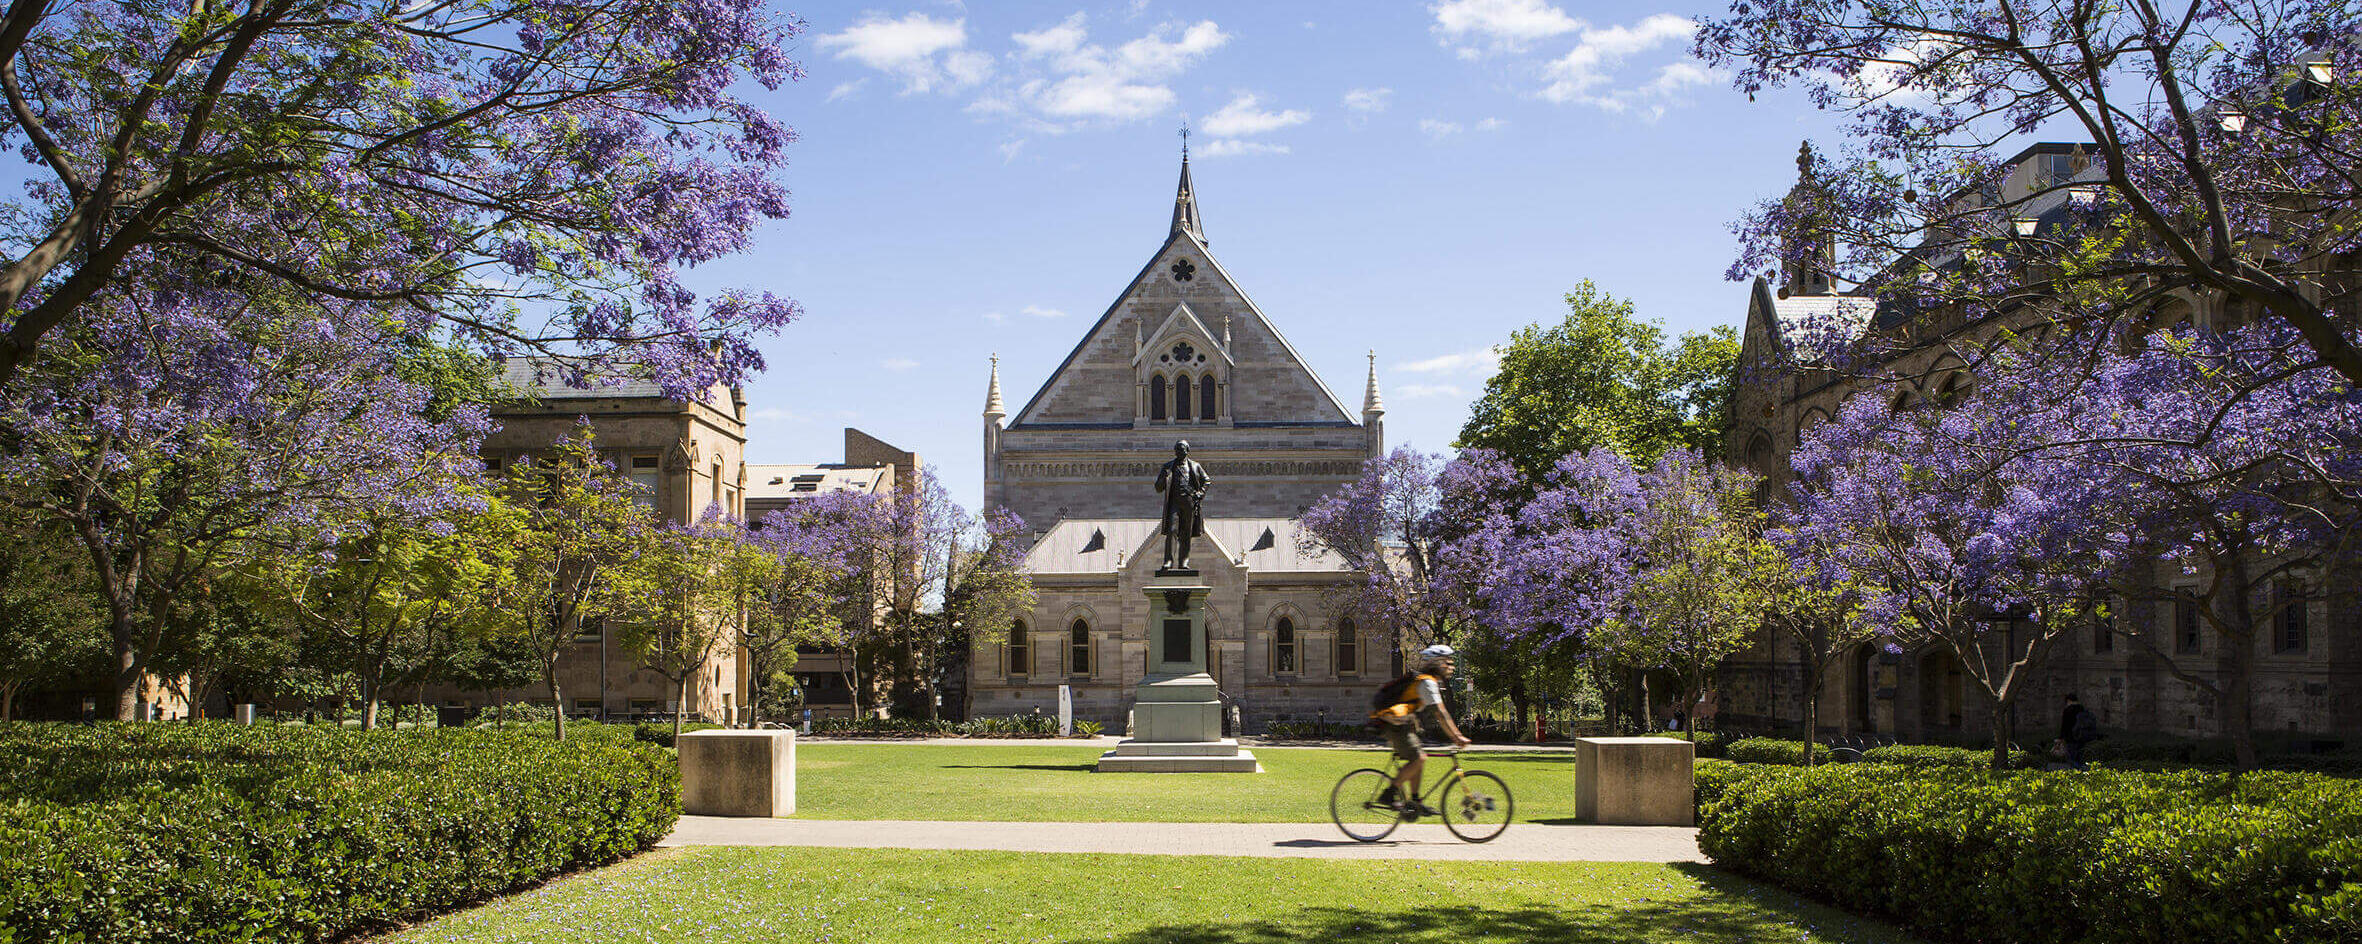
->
xmin=968 ymin=155 xmax=1397 ymax=733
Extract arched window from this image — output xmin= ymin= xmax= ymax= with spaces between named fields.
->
xmin=1149 ymin=375 xmax=1167 ymax=421
xmin=1069 ymin=619 xmax=1092 ymax=676
xmin=1199 ymin=374 xmax=1217 ymax=421
xmin=1934 ymin=374 xmax=1971 ymax=408
xmin=1745 ymin=433 xmax=1776 ymax=508
xmin=1335 ymin=618 xmax=1358 ymax=677
xmin=1174 ymin=375 xmax=1194 ymax=422
xmin=1008 ymin=620 xmax=1030 ymax=677
xmin=1274 ymin=617 xmax=1297 ymax=674
xmin=1890 ymin=390 xmax=1913 ymax=413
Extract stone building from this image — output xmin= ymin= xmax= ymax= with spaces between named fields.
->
xmin=429 ymin=357 xmax=754 ymax=721
xmin=1720 ymin=143 xmax=2362 ymax=745
xmin=969 ymin=154 xmax=1399 ymax=732
xmin=744 ymin=428 xmax=920 ymax=720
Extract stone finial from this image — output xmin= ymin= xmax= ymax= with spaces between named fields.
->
xmin=1796 ymin=139 xmax=1815 ymax=178
xmin=1221 ymin=312 xmax=1231 ymax=349
xmin=984 ymin=354 xmax=1005 ymax=418
xmin=1363 ymin=350 xmax=1384 ymax=415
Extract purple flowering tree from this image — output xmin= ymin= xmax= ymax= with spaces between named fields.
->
xmin=1699 ymin=2 xmax=2362 ymax=384
xmin=753 ymin=488 xmax=890 ymax=717
xmin=0 ymin=0 xmax=805 ymax=395
xmin=1 ymin=296 xmax=490 ymax=720
xmin=1298 ymin=448 xmax=1477 ymax=652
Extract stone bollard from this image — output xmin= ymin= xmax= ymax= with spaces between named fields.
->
xmin=1575 ymin=736 xmax=1696 ymax=826
xmin=677 ymin=729 xmax=796 ymax=817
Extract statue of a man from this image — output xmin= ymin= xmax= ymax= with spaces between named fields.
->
xmin=1155 ymin=440 xmax=1211 ymax=570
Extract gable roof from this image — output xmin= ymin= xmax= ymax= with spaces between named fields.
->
xmin=1021 ymin=516 xmax=1351 ymax=575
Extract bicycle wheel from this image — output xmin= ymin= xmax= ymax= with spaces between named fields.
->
xmin=1330 ymin=767 xmax=1403 ymax=842
xmin=1441 ymin=769 xmax=1514 ymax=842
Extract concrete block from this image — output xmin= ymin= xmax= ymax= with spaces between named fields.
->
xmin=679 ymin=730 xmax=795 ymax=817
xmin=1575 ymin=736 xmax=1695 ymax=826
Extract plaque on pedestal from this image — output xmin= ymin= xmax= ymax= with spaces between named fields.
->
xmin=1097 ymin=575 xmax=1259 ymax=773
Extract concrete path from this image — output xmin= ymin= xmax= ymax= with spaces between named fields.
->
xmin=661 ymin=816 xmax=1703 ymax=863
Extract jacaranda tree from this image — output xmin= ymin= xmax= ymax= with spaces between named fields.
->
xmin=0 ymin=0 xmax=806 ymax=395
xmin=1700 ymin=1 xmax=2362 ymax=384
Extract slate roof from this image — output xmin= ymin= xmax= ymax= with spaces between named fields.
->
xmin=497 ymin=356 xmax=666 ymax=400
xmin=1021 ymin=517 xmax=1351 ymax=575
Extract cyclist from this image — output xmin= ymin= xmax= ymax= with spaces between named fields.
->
xmin=1369 ymin=643 xmax=1472 ymax=815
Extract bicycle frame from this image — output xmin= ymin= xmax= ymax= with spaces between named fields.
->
xmin=1380 ymin=748 xmax=1466 ymax=806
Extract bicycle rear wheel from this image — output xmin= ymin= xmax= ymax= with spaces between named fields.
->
xmin=1441 ymin=770 xmax=1513 ymax=842
xmin=1330 ymin=767 xmax=1403 ymax=842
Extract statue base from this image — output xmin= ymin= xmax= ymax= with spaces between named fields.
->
xmin=1154 ymin=566 xmax=1199 ymax=577
xmin=1097 ymin=574 xmax=1259 ymax=774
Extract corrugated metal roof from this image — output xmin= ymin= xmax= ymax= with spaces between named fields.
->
xmin=1022 ymin=517 xmax=1351 ymax=574
xmin=745 ymin=463 xmax=890 ymax=499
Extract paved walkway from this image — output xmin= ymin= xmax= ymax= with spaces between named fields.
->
xmin=661 ymin=817 xmax=1703 ymax=863
xmin=806 ymin=735 xmax=1586 ymax=753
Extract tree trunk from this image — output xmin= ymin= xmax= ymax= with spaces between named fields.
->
xmin=2 ymin=681 xmax=18 ymax=721
xmin=675 ymin=672 xmax=689 ymax=740
xmin=2225 ymin=638 xmax=2257 ymax=771
xmin=1800 ymin=659 xmax=1824 ymax=767
xmin=359 ymin=662 xmax=384 ymax=730
xmin=1988 ymin=688 xmax=2013 ymax=771
xmin=546 ymin=664 xmax=567 ymax=741
xmin=1508 ymin=675 xmax=1530 ymax=736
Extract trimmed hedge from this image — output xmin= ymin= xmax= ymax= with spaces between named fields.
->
xmin=1724 ymin=737 xmax=1823 ymax=766
xmin=0 ymin=721 xmax=679 ymax=943
xmin=1698 ymin=764 xmax=2362 ymax=944
xmin=1858 ymin=743 xmax=2039 ymax=769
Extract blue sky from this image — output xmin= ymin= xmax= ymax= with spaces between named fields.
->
xmin=706 ymin=0 xmax=1860 ymax=512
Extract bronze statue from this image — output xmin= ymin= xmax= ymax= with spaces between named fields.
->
xmin=1155 ymin=440 xmax=1211 ymax=571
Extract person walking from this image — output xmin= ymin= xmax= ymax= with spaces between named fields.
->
xmin=2057 ymin=693 xmax=2099 ymax=769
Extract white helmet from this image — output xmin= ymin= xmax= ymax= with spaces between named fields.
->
xmin=1418 ymin=644 xmax=1457 ymax=661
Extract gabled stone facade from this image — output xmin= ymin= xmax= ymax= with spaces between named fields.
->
xmin=974 ymin=156 xmax=1395 ymax=733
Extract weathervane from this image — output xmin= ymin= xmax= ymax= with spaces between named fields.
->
xmin=1179 ymin=119 xmax=1190 ymax=158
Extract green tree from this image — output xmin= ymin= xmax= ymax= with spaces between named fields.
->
xmin=497 ymin=426 xmax=654 ymax=740
xmin=0 ymin=512 xmax=107 ymax=719
xmin=1757 ymin=548 xmax=1879 ymax=764
xmin=614 ymin=516 xmax=778 ymax=738
xmin=1457 ymin=280 xmax=1738 ymax=483
xmin=1602 ymin=452 xmax=1781 ymax=741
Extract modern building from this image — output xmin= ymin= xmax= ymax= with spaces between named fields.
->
xmin=1719 ymin=142 xmax=2362 ymax=744
xmin=970 ymin=153 xmax=1397 ymax=733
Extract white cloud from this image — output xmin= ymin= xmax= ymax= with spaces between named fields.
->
xmin=1432 ymin=0 xmax=1581 ymax=57
xmin=816 ymin=13 xmax=991 ymax=95
xmin=1342 ymin=87 xmax=1392 ymax=114
xmin=1401 ymin=347 xmax=1502 ymax=374
xmin=826 ymin=79 xmax=867 ymax=102
xmin=1419 ymin=118 xmax=1462 ymax=139
xmin=998 ymin=138 xmax=1026 ymax=163
xmin=1021 ymin=304 xmax=1067 ymax=319
xmin=881 ymin=357 xmax=920 ymax=371
xmin=1201 ymin=93 xmax=1310 ymax=137
xmin=1199 ymin=139 xmax=1289 ymax=158
xmin=1399 ymin=383 xmax=1468 ymax=400
xmin=1001 ymin=16 xmax=1229 ymax=125
xmin=1475 ymin=116 xmax=1507 ymax=131
xmin=1539 ymin=13 xmax=1700 ymax=113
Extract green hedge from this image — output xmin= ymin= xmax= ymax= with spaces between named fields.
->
xmin=1724 ymin=737 xmax=1823 ymax=765
xmin=1698 ymin=764 xmax=2362 ymax=943
xmin=0 ymin=721 xmax=678 ymax=943
xmin=1858 ymin=743 xmax=2039 ymax=769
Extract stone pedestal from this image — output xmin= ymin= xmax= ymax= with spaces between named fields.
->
xmin=1098 ymin=574 xmax=1259 ymax=773
xmin=679 ymin=729 xmax=796 ymax=817
xmin=1575 ymin=736 xmax=1694 ymax=826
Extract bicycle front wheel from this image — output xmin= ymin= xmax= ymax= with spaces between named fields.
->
xmin=1330 ymin=767 xmax=1403 ymax=842
xmin=1441 ymin=769 xmax=1514 ymax=842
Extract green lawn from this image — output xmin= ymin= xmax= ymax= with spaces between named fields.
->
xmin=386 ymin=847 xmax=1926 ymax=944
xmin=794 ymin=744 xmax=1585 ymax=823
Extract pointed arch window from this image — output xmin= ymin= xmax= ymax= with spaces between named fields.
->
xmin=1335 ymin=618 xmax=1358 ymax=677
xmin=1070 ymin=618 xmax=1093 ymax=676
xmin=1200 ymin=374 xmax=1217 ymax=421
xmin=1149 ymin=375 xmax=1168 ymax=421
xmin=1274 ymin=616 xmax=1297 ymax=675
xmin=1174 ymin=375 xmax=1194 ymax=422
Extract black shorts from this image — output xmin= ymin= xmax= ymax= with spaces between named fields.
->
xmin=1382 ymin=721 xmax=1422 ymax=760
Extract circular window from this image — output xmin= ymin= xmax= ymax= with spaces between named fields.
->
xmin=1171 ymin=342 xmax=1195 ymax=362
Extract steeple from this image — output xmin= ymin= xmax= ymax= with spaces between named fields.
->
xmin=1171 ymin=127 xmax=1204 ymax=243
xmin=984 ymin=354 xmax=1005 ymax=419
xmin=1363 ymin=350 xmax=1384 ymax=415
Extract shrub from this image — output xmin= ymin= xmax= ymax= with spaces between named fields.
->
xmin=1858 ymin=743 xmax=2038 ymax=769
xmin=1724 ymin=737 xmax=1824 ymax=766
xmin=1698 ymin=764 xmax=2362 ymax=944
xmin=631 ymin=721 xmax=723 ymax=748
xmin=1073 ymin=719 xmax=1105 ymax=738
xmin=0 ymin=721 xmax=678 ymax=943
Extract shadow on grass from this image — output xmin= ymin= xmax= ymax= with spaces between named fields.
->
xmin=938 ymin=763 xmax=1098 ymax=772
xmin=1059 ymin=892 xmax=1916 ymax=944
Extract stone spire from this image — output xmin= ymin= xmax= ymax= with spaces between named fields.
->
xmin=1362 ymin=350 xmax=1384 ymax=415
xmin=1171 ymin=133 xmax=1205 ymax=243
xmin=984 ymin=353 xmax=1005 ymax=418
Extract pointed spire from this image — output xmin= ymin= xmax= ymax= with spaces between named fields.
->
xmin=1363 ymin=350 xmax=1384 ymax=415
xmin=1171 ymin=126 xmax=1205 ymax=243
xmin=984 ymin=354 xmax=1005 ymax=418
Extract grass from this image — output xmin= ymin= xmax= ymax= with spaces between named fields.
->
xmin=793 ymin=744 xmax=1586 ymax=823
xmin=385 ymin=847 xmax=1927 ymax=944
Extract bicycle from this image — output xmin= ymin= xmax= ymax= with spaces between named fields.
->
xmin=1329 ymin=747 xmax=1514 ymax=843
